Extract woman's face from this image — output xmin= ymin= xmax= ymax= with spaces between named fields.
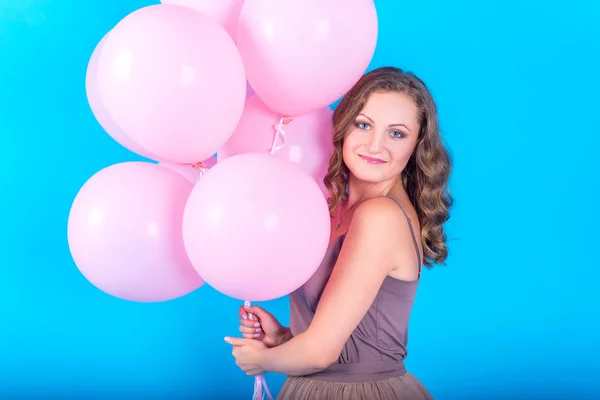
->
xmin=342 ymin=91 xmax=421 ymax=184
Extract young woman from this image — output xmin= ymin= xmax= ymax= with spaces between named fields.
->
xmin=225 ymin=66 xmax=453 ymax=399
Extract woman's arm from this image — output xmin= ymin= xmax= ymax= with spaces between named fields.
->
xmin=254 ymin=197 xmax=417 ymax=376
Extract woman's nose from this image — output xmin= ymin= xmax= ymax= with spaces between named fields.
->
xmin=368 ymin=130 xmax=384 ymax=153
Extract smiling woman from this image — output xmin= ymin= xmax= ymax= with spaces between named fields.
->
xmin=343 ymin=91 xmax=420 ymax=182
xmin=227 ymin=66 xmax=453 ymax=400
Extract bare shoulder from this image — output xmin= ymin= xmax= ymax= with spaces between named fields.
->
xmin=351 ymin=196 xmax=407 ymax=231
xmin=350 ymin=196 xmax=422 ymax=281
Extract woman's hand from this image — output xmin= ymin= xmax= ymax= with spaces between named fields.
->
xmin=225 ymin=336 xmax=268 ymax=376
xmin=238 ymin=305 xmax=292 ymax=348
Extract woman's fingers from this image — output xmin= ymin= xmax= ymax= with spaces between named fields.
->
xmin=239 ymin=324 xmax=263 ymax=339
xmin=238 ymin=306 xmax=263 ymax=339
xmin=239 ymin=306 xmax=261 ymax=326
xmin=238 ymin=305 xmax=259 ymax=321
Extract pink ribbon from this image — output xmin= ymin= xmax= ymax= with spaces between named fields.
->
xmin=270 ymin=117 xmax=293 ymax=154
xmin=191 ymin=161 xmax=210 ymax=181
xmin=253 ymin=374 xmax=273 ymax=400
xmin=246 ymin=300 xmax=274 ymax=400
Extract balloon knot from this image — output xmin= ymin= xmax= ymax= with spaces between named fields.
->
xmin=270 ymin=117 xmax=293 ymax=154
xmin=191 ymin=161 xmax=207 ymax=170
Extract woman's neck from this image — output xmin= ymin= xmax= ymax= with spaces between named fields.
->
xmin=346 ymin=174 xmax=402 ymax=208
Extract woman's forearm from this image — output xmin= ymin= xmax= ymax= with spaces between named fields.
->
xmin=260 ymin=331 xmax=332 ymax=376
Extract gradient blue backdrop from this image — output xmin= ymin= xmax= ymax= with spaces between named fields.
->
xmin=1 ymin=0 xmax=599 ymax=399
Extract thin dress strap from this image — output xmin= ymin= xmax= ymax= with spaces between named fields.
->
xmin=383 ymin=196 xmax=422 ymax=277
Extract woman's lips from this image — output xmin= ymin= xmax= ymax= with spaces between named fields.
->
xmin=358 ymin=154 xmax=387 ymax=164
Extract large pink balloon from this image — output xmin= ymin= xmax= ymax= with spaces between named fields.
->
xmin=157 ymin=0 xmax=255 ymax=97
xmin=96 ymin=4 xmax=247 ymax=164
xmin=67 ymin=162 xmax=204 ymax=302
xmin=218 ymin=95 xmax=333 ymax=197
xmin=182 ymin=153 xmax=330 ymax=301
xmin=160 ymin=0 xmax=244 ymax=40
xmin=237 ymin=0 xmax=378 ymax=116
xmin=86 ymin=35 xmax=157 ymax=160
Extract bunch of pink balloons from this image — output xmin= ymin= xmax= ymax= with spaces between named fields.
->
xmin=68 ymin=0 xmax=378 ymax=304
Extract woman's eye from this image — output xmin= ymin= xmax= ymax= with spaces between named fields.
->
xmin=390 ymin=131 xmax=405 ymax=139
xmin=356 ymin=122 xmax=370 ymax=129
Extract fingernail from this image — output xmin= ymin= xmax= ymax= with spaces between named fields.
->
xmin=254 ymin=333 xmax=260 ymax=338
xmin=256 ymin=328 xmax=261 ymax=333
xmin=224 ymin=336 xmax=231 ymax=342
xmin=244 ymin=306 xmax=251 ymax=309
xmin=242 ymin=314 xmax=247 ymax=320
xmin=254 ymin=322 xmax=260 ymax=328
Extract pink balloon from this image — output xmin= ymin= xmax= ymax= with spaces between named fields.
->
xmin=86 ymin=35 xmax=157 ymax=160
xmin=182 ymin=153 xmax=330 ymax=301
xmin=218 ymin=95 xmax=333 ymax=197
xmin=160 ymin=0 xmax=244 ymax=40
xmin=96 ymin=4 xmax=247 ymax=164
xmin=159 ymin=155 xmax=218 ymax=184
xmin=67 ymin=162 xmax=204 ymax=302
xmin=237 ymin=0 xmax=378 ymax=116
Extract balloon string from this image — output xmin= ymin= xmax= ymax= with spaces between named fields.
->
xmin=246 ymin=300 xmax=273 ymax=400
xmin=191 ymin=161 xmax=209 ymax=181
xmin=270 ymin=117 xmax=293 ymax=154
xmin=260 ymin=375 xmax=273 ymax=400
xmin=253 ymin=375 xmax=261 ymax=400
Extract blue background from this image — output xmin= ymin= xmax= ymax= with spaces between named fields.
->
xmin=1 ymin=0 xmax=599 ymax=399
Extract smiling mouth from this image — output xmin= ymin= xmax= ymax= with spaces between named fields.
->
xmin=358 ymin=154 xmax=387 ymax=164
